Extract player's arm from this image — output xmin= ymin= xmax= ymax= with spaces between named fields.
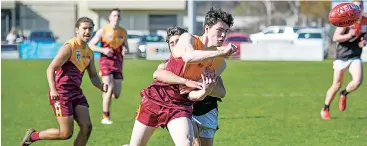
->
xmin=333 ymin=27 xmax=355 ymax=42
xmin=86 ymin=56 xmax=106 ymax=92
xmin=188 ymin=70 xmax=216 ymax=101
xmin=89 ymin=29 xmax=104 ymax=53
xmin=46 ymin=44 xmax=72 ymax=94
xmin=153 ymin=63 xmax=185 ymax=84
xmin=188 ymin=84 xmax=216 ymax=101
xmin=173 ymin=33 xmax=228 ymax=63
xmin=153 ymin=63 xmax=202 ymax=89
xmin=122 ymin=30 xmax=129 ymax=56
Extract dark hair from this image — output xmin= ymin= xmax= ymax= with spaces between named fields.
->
xmin=166 ymin=27 xmax=188 ymax=43
xmin=75 ymin=17 xmax=94 ymax=28
xmin=204 ymin=6 xmax=234 ymax=28
xmin=111 ymin=8 xmax=121 ymax=13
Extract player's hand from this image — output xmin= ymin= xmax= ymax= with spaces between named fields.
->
xmin=102 ymin=48 xmax=114 ymax=57
xmin=201 ymin=68 xmax=217 ymax=91
xmin=99 ymin=83 xmax=108 ymax=92
xmin=348 ymin=28 xmax=357 ymax=37
xmin=358 ymin=37 xmax=366 ymax=48
xmin=218 ymin=43 xmax=238 ymax=57
xmin=50 ymin=89 xmax=59 ymax=100
xmin=184 ymin=79 xmax=202 ymax=90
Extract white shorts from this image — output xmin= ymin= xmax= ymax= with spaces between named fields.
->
xmin=192 ymin=109 xmax=218 ymax=139
xmin=333 ymin=58 xmax=362 ymax=70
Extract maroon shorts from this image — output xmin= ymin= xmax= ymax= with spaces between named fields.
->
xmin=99 ymin=55 xmax=123 ymax=79
xmin=49 ymin=92 xmax=89 ymax=117
xmin=135 ymin=98 xmax=192 ymax=128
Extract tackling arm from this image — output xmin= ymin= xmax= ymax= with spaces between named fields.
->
xmin=173 ymin=33 xmax=226 ymax=63
xmin=153 ymin=63 xmax=188 ymax=85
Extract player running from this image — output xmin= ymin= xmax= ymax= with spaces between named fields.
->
xmin=128 ymin=7 xmax=234 ymax=146
xmin=321 ymin=1 xmax=366 ymax=120
xmin=20 ymin=17 xmax=107 ymax=146
xmin=89 ymin=8 xmax=129 ymax=124
xmin=154 ymin=26 xmax=226 ymax=146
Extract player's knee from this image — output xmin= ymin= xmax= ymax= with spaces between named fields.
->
xmin=59 ymin=131 xmax=73 ymax=140
xmin=112 ymin=92 xmax=120 ymax=98
xmin=352 ymin=79 xmax=362 ymax=87
xmin=177 ymin=139 xmax=192 ymax=146
xmin=175 ymin=136 xmax=193 ymax=146
xmin=80 ymin=123 xmax=93 ymax=134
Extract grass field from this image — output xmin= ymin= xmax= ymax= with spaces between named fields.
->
xmin=2 ymin=59 xmax=367 ymax=146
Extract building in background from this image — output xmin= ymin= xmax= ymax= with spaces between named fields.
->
xmin=1 ymin=0 xmax=186 ymax=42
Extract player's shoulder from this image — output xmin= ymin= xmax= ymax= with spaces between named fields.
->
xmin=116 ymin=26 xmax=128 ymax=34
xmin=64 ymin=37 xmax=77 ymax=47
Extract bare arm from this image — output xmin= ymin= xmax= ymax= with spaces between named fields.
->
xmin=46 ymin=44 xmax=72 ymax=92
xmin=173 ymin=33 xmax=226 ymax=63
xmin=333 ymin=27 xmax=354 ymax=43
xmin=153 ymin=63 xmax=187 ymax=84
xmin=86 ymin=56 xmax=104 ymax=90
xmin=89 ymin=29 xmax=104 ymax=53
xmin=153 ymin=63 xmax=202 ymax=90
xmin=122 ymin=31 xmax=129 ymax=56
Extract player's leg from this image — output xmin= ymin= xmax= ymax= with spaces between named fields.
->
xmin=112 ymin=72 xmax=123 ymax=99
xmin=167 ymin=117 xmax=194 ymax=146
xmin=198 ymin=132 xmax=215 ymax=146
xmin=73 ymin=105 xmax=92 ymax=146
xmin=192 ymin=121 xmax=201 ymax=146
xmin=129 ymin=98 xmax=160 ymax=146
xmin=321 ymin=60 xmax=346 ymax=120
xmin=102 ymin=74 xmax=114 ymax=124
xmin=192 ymin=108 xmax=218 ymax=146
xmin=339 ymin=58 xmax=363 ymax=111
xmin=20 ymin=101 xmax=75 ymax=145
xmin=128 ymin=120 xmax=156 ymax=146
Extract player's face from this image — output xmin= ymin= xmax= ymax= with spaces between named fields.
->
xmin=76 ymin=22 xmax=94 ymax=42
xmin=168 ymin=35 xmax=180 ymax=49
xmin=205 ymin=20 xmax=230 ymax=47
xmin=109 ymin=11 xmax=120 ymax=26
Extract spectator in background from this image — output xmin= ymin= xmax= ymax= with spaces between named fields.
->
xmin=6 ymin=27 xmax=17 ymax=44
xmin=16 ymin=29 xmax=26 ymax=43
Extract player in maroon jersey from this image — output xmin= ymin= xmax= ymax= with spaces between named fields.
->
xmin=89 ymin=8 xmax=129 ymax=124
xmin=19 ymin=17 xmax=107 ymax=146
xmin=128 ymin=7 xmax=234 ymax=146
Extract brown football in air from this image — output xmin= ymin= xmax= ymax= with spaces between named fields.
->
xmin=329 ymin=2 xmax=362 ymax=27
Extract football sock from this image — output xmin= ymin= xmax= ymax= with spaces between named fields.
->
xmin=103 ymin=112 xmax=110 ymax=119
xmin=341 ymin=90 xmax=349 ymax=96
xmin=31 ymin=131 xmax=40 ymax=142
xmin=324 ymin=104 xmax=330 ymax=111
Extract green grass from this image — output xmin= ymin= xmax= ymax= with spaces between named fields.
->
xmin=2 ymin=59 xmax=367 ymax=146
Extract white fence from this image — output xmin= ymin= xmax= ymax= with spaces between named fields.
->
xmin=240 ymin=42 xmax=325 ymax=61
xmin=145 ymin=42 xmax=171 ymax=60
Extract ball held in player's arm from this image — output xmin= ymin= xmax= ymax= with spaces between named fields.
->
xmin=172 ymin=33 xmax=237 ymax=63
xmin=88 ymin=29 xmax=114 ymax=57
xmin=86 ymin=55 xmax=108 ymax=92
xmin=46 ymin=44 xmax=73 ymax=100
